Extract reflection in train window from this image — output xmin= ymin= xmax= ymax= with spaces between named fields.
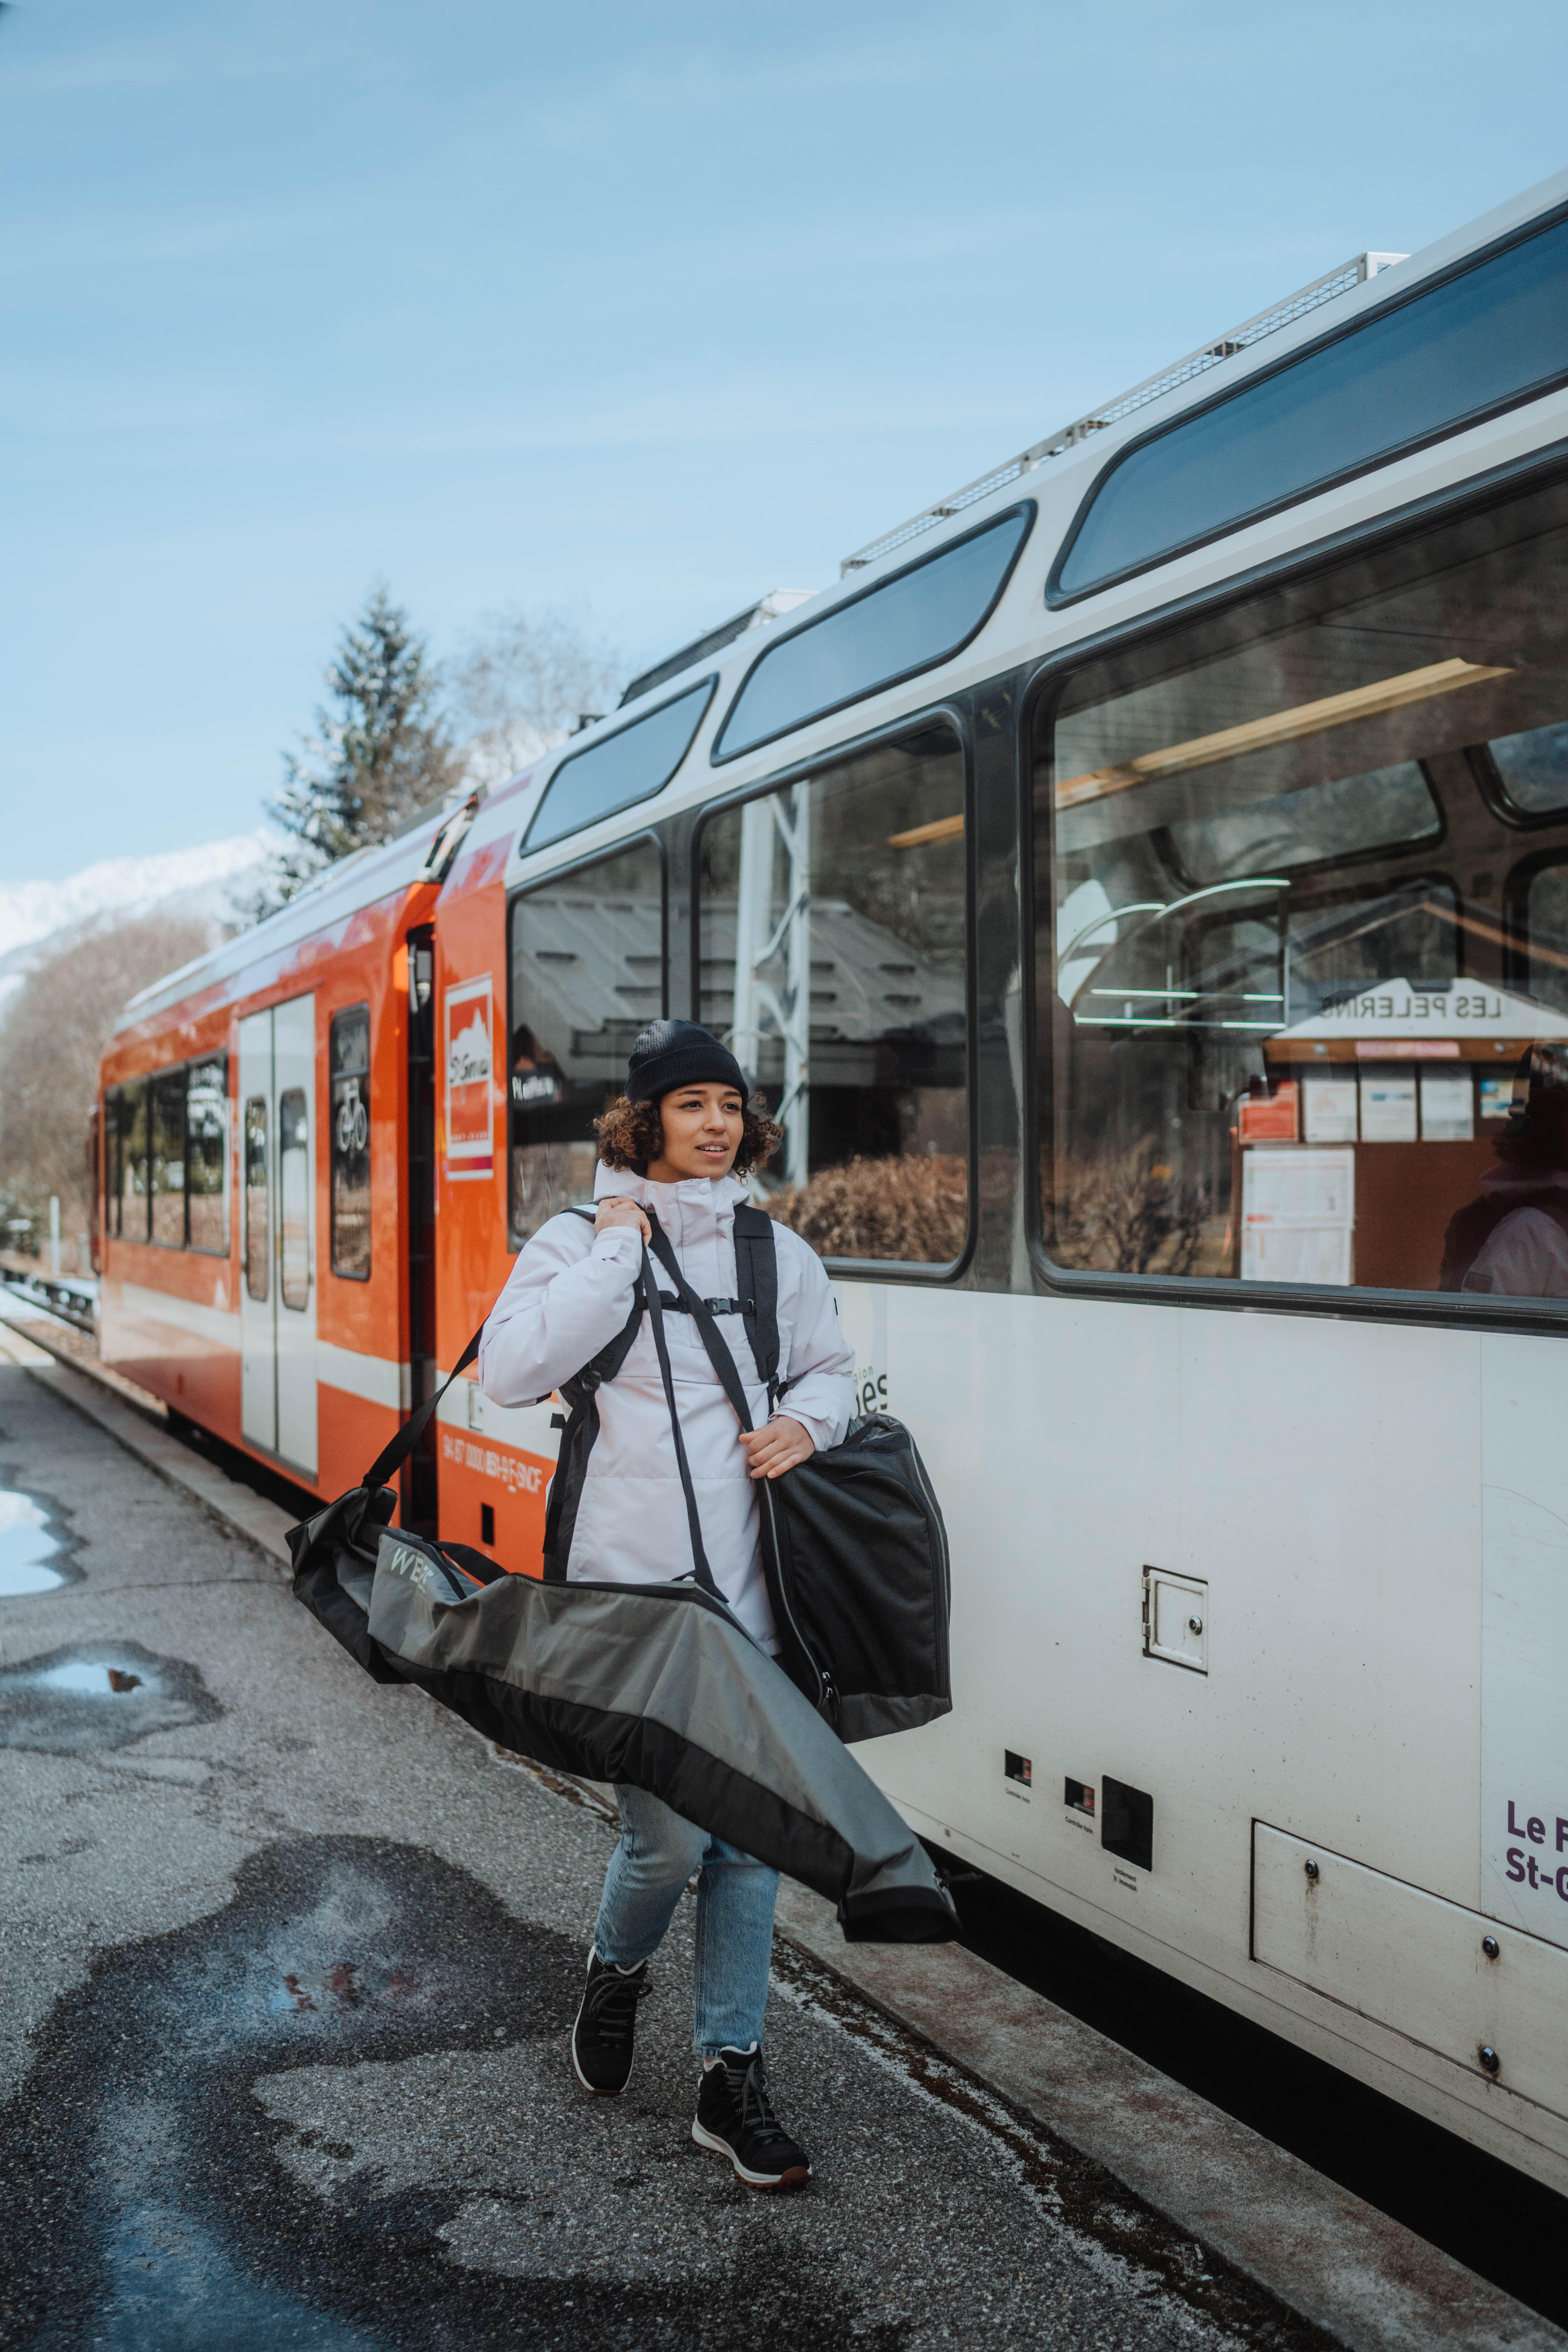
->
xmin=507 ymin=836 xmax=665 ymax=1243
xmin=278 ymin=1089 xmax=310 ymax=1311
xmin=1167 ymin=762 xmax=1439 ymax=885
xmin=329 ymin=1004 xmax=372 ymax=1279
xmin=150 ymin=1069 xmax=188 ymax=1247
xmin=1480 ymin=719 xmax=1568 ymax=817
xmin=698 ymin=724 xmax=968 ymax=1264
xmin=109 ymin=1082 xmax=148 ymax=1241
xmin=1037 ymin=467 xmax=1568 ymax=1306
xmin=186 ymin=1058 xmax=229 ymax=1256
xmin=244 ymin=1098 xmax=269 ymax=1303
xmin=1524 ymin=862 xmax=1568 ymax=1018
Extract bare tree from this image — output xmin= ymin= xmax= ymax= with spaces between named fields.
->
xmin=448 ymin=606 xmax=625 ymax=788
xmin=0 ymin=913 xmax=209 ymax=1255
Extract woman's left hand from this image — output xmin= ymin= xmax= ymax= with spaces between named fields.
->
xmin=739 ymin=1416 xmax=815 ymax=1481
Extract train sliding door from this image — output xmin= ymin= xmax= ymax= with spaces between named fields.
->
xmin=238 ymin=995 xmax=319 ymax=1475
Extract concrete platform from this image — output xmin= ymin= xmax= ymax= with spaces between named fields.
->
xmin=0 ymin=1331 xmax=1560 ymax=2352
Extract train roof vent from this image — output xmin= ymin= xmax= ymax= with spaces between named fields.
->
xmin=839 ymin=250 xmax=1408 ymax=577
xmin=620 ymin=590 xmax=814 ymax=707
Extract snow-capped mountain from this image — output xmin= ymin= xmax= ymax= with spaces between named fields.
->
xmin=0 ymin=831 xmax=275 ymax=965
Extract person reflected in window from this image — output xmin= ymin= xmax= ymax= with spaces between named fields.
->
xmin=1440 ymin=1045 xmax=1568 ymax=1297
xmin=510 ymin=1022 xmax=565 ymax=1112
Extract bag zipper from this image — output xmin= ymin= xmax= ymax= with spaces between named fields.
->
xmin=908 ymin=1444 xmax=953 ymax=1691
xmin=759 ymin=1479 xmax=837 ymax=1722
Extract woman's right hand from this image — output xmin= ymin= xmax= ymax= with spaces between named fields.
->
xmin=595 ymin=1196 xmax=651 ymax=1243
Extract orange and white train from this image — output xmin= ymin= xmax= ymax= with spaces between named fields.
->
xmin=100 ymin=167 xmax=1568 ymax=2192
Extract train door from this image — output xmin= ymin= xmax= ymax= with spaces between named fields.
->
xmin=237 ymin=994 xmax=319 ymax=1475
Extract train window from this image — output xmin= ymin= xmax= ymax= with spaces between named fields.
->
xmin=149 ymin=1068 xmax=188 ymax=1248
xmin=107 ymin=1083 xmax=148 ymax=1241
xmin=1036 ymin=463 xmax=1568 ymax=1307
xmin=329 ymin=1005 xmax=371 ymax=1280
xmin=104 ymin=1090 xmax=122 ymax=1239
xmin=1053 ymin=210 xmax=1568 ymax=600
xmin=185 ymin=1058 xmax=228 ymax=1256
xmin=244 ymin=1098 xmax=269 ymax=1302
xmin=507 ymin=835 xmax=665 ymax=1242
xmin=278 ymin=1089 xmax=310 ymax=1311
xmin=1476 ymin=719 xmax=1568 ymax=819
xmin=523 ymin=681 xmax=714 ymax=858
xmin=698 ymin=723 xmax=969 ymax=1265
xmin=715 ymin=510 xmax=1030 ymax=762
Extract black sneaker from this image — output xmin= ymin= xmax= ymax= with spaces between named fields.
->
xmin=691 ymin=2045 xmax=811 ymax=2190
xmin=570 ymin=1951 xmax=649 ymax=2096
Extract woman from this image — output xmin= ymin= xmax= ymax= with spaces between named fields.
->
xmin=478 ymin=1018 xmax=854 ymax=2191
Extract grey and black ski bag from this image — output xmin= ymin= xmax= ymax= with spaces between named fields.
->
xmin=286 ymin=1318 xmax=957 ymax=1946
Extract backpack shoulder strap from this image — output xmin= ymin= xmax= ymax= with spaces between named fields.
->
xmin=554 ymin=1205 xmax=646 ymax=1401
xmin=731 ymin=1203 xmax=780 ymax=1404
xmin=361 ymin=1319 xmax=486 ymax=1494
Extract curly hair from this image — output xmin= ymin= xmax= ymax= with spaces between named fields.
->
xmin=594 ymin=1091 xmax=782 ymax=1178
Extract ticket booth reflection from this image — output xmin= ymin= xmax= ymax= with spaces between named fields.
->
xmin=1238 ymin=982 xmax=1568 ymax=1292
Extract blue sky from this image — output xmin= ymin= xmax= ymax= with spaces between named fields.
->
xmin=5 ymin=0 xmax=1567 ymax=879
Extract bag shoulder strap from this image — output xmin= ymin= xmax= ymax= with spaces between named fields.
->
xmin=644 ymin=1214 xmax=757 ymax=1435
xmin=637 ymin=1243 xmax=723 ymax=1600
xmin=362 ymin=1319 xmax=487 ymax=1494
xmin=731 ymin=1203 xmax=781 ymax=1403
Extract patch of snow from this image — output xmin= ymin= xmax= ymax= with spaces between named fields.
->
xmin=0 ymin=829 xmax=277 ymax=965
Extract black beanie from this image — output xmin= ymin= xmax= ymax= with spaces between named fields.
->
xmin=626 ymin=1019 xmax=747 ymax=1106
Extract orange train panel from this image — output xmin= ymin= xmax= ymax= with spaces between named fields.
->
xmin=429 ymin=780 xmax=558 ymax=1575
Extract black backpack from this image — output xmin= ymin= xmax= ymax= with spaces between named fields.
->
xmin=542 ymin=1204 xmax=951 ymax=1745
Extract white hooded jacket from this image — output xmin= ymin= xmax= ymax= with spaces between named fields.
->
xmin=478 ymin=1164 xmax=855 ymax=1650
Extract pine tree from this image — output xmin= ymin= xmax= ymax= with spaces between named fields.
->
xmin=256 ymin=588 xmax=458 ymax=912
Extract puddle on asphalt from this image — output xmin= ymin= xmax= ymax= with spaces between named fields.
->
xmin=0 ymin=1840 xmax=593 ymax=2352
xmin=36 ymin=1660 xmax=145 ymax=1694
xmin=0 ymin=1642 xmax=218 ymax=1754
xmin=0 ymin=1487 xmax=79 ymax=1597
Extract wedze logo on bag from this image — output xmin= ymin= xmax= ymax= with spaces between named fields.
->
xmin=445 ymin=976 xmax=494 ymax=1180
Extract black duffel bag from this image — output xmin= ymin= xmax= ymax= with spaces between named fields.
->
xmin=641 ymin=1210 xmax=952 ymax=1745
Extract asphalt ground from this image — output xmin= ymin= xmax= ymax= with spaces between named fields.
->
xmin=0 ymin=1363 xmax=1319 ymax=2352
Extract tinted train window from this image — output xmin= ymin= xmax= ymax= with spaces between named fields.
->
xmin=1481 ymin=719 xmax=1568 ymax=817
xmin=186 ymin=1058 xmax=228 ymax=1256
xmin=524 ymin=682 xmax=714 ymax=857
xmin=716 ymin=510 xmax=1031 ymax=761
xmin=108 ymin=1083 xmax=148 ymax=1241
xmin=329 ymin=1005 xmax=371 ymax=1279
xmin=278 ymin=1089 xmax=310 ymax=1311
xmin=244 ymin=1099 xmax=269 ymax=1302
xmin=104 ymin=1090 xmax=124 ymax=1238
xmin=699 ymin=724 xmax=968 ymax=1264
xmin=507 ymin=836 xmax=665 ymax=1242
xmin=150 ymin=1069 xmax=188 ymax=1247
xmin=1055 ymin=213 xmax=1568 ymax=599
xmin=1037 ymin=468 xmax=1568 ymax=1306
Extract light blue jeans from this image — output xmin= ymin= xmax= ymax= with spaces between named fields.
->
xmin=592 ymin=1783 xmax=779 ymax=2057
